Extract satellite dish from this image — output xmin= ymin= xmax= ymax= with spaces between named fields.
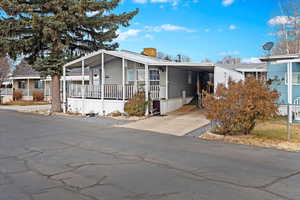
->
xmin=263 ymin=42 xmax=274 ymax=51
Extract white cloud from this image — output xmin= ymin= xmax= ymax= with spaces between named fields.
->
xmin=86 ymin=11 xmax=100 ymax=17
xmin=204 ymin=28 xmax=210 ymax=32
xmin=116 ymin=29 xmax=141 ymax=41
xmin=268 ymin=16 xmax=300 ymax=26
xmin=241 ymin=57 xmax=262 ymax=64
xmin=116 ymin=23 xmax=195 ymax=42
xmin=145 ymin=24 xmax=195 ymax=32
xmin=133 ymin=0 xmax=179 ymax=7
xmin=228 ymin=25 xmax=237 ymax=30
xmin=222 ymin=0 xmax=235 ymax=7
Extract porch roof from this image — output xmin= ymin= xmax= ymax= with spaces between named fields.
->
xmin=64 ymin=49 xmax=215 ymax=72
xmin=260 ymin=54 xmax=300 ymax=62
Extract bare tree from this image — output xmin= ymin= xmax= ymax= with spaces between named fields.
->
xmin=202 ymin=58 xmax=212 ymax=63
xmin=271 ymin=0 xmax=300 ymax=55
xmin=157 ymin=51 xmax=192 ymax=62
xmin=217 ymin=56 xmax=241 ymax=64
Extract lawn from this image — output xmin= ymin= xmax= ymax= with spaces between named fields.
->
xmin=252 ymin=118 xmax=300 ymax=141
xmin=1 ymin=100 xmax=49 ymax=106
xmin=201 ymin=117 xmax=300 ymax=152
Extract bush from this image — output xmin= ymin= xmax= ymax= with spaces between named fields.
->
xmin=13 ymin=90 xmax=23 ymax=101
xmin=124 ymin=92 xmax=148 ymax=116
xmin=32 ymin=90 xmax=44 ymax=101
xmin=203 ymin=77 xmax=279 ymax=135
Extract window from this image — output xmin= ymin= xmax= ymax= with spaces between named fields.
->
xmin=127 ymin=68 xmax=135 ymax=82
xmin=18 ymin=81 xmax=26 ymax=89
xmin=137 ymin=68 xmax=145 ymax=81
xmin=149 ymin=70 xmax=159 ymax=81
xmin=149 ymin=69 xmax=160 ymax=86
xmin=34 ymin=80 xmax=44 ymax=89
xmin=285 ymin=72 xmax=300 ymax=85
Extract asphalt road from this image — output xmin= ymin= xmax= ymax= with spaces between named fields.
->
xmin=0 ymin=110 xmax=299 ymax=200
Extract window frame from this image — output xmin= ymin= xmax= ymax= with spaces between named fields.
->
xmin=285 ymin=72 xmax=300 ymax=85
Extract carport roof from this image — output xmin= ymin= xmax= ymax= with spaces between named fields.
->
xmin=64 ymin=49 xmax=214 ymax=71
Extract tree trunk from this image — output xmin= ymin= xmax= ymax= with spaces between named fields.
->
xmin=51 ymin=75 xmax=62 ymax=113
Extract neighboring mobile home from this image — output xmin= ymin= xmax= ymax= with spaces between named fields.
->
xmin=0 ymin=67 xmax=89 ymax=103
xmin=260 ymin=54 xmax=300 ymax=119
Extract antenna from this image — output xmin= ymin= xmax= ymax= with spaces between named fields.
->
xmin=262 ymin=42 xmax=274 ymax=56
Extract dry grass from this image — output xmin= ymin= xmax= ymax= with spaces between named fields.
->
xmin=252 ymin=118 xmax=300 ymax=141
xmin=1 ymin=100 xmax=49 ymax=106
xmin=201 ymin=118 xmax=300 ymax=152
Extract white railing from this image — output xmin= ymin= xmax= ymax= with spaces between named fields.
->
xmin=294 ymin=97 xmax=300 ymax=120
xmin=68 ymin=84 xmax=161 ymax=100
xmin=126 ymin=84 xmax=135 ymax=99
xmin=0 ymin=88 xmax=12 ymax=95
xmin=104 ymin=84 xmax=123 ymax=99
xmin=150 ymin=85 xmax=160 ymax=100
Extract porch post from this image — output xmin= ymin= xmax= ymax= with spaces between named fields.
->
xmin=196 ymin=72 xmax=200 ymax=95
xmin=122 ymin=57 xmax=126 ymax=104
xmin=166 ymin=66 xmax=169 ymax=100
xmin=63 ymin=65 xmax=66 ymax=113
xmin=145 ymin=64 xmax=149 ymax=115
xmin=44 ymin=80 xmax=46 ymax=99
xmin=287 ymin=62 xmax=293 ymax=123
xmin=81 ymin=60 xmax=85 ymax=116
xmin=27 ymin=78 xmax=30 ymax=97
xmin=101 ymin=51 xmax=105 ymax=115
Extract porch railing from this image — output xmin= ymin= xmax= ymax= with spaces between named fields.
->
xmin=68 ymin=84 xmax=160 ymax=100
xmin=0 ymin=88 xmax=12 ymax=95
xmin=0 ymin=88 xmax=51 ymax=97
xmin=150 ymin=85 xmax=160 ymax=100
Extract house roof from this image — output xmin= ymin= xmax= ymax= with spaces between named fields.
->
xmin=216 ymin=63 xmax=267 ymax=72
xmin=64 ymin=49 xmax=215 ymax=72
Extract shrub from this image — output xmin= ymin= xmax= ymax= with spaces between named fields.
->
xmin=13 ymin=90 xmax=23 ymax=101
xmin=32 ymin=90 xmax=44 ymax=101
xmin=124 ymin=92 xmax=148 ymax=116
xmin=203 ymin=77 xmax=279 ymax=135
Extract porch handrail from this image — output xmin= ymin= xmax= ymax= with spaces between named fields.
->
xmin=68 ymin=83 xmax=161 ymax=100
xmin=0 ymin=88 xmax=12 ymax=95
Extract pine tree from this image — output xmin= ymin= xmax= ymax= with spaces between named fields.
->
xmin=0 ymin=0 xmax=138 ymax=112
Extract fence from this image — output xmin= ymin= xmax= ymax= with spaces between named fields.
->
xmin=0 ymin=88 xmax=12 ymax=95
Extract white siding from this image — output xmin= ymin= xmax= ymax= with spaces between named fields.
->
xmin=214 ymin=66 xmax=244 ymax=92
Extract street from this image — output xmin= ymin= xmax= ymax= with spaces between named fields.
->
xmin=0 ymin=110 xmax=299 ymax=200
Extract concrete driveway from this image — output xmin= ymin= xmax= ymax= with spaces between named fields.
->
xmin=118 ymin=108 xmax=209 ymax=136
xmin=0 ymin=110 xmax=300 ymax=200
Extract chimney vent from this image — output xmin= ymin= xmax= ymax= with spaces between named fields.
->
xmin=142 ymin=48 xmax=157 ymax=57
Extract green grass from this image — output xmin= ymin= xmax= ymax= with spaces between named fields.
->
xmin=251 ymin=119 xmax=300 ymax=141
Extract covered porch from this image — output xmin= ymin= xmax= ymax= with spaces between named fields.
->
xmin=63 ymin=50 xmax=214 ymax=115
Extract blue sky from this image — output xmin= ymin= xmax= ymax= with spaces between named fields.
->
xmin=115 ymin=0 xmax=283 ymax=62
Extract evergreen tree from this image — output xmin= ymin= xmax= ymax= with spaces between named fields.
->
xmin=0 ymin=0 xmax=138 ymax=112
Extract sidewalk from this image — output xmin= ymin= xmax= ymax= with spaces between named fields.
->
xmin=0 ymin=104 xmax=51 ymax=112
